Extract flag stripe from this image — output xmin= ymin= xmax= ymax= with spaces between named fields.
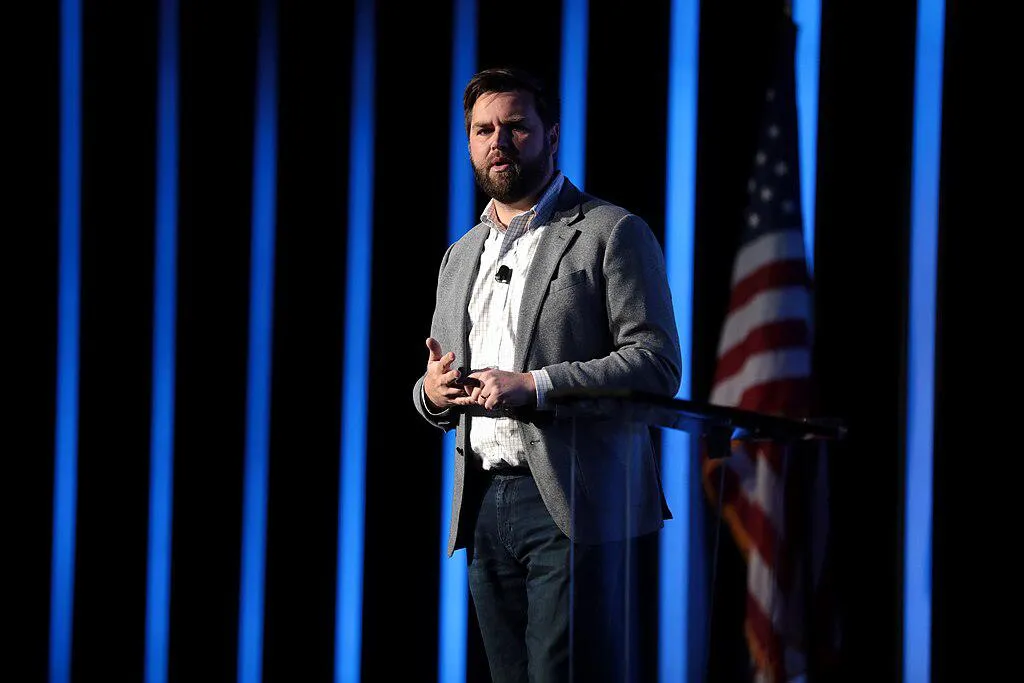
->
xmin=745 ymin=596 xmax=786 ymax=677
xmin=717 ymin=286 xmax=811 ymax=357
xmin=719 ymin=466 xmax=779 ymax=568
xmin=748 ymin=545 xmax=787 ymax=630
xmin=726 ymin=445 xmax=784 ymax=523
xmin=714 ymin=319 xmax=810 ymax=383
xmin=739 ymin=377 xmax=811 ymax=416
xmin=729 ymin=258 xmax=811 ymax=312
xmin=731 ymin=229 xmax=807 ymax=286
xmin=709 ymin=348 xmax=810 ymax=407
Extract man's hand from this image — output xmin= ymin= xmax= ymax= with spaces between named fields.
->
xmin=423 ymin=338 xmax=470 ymax=410
xmin=452 ymin=368 xmax=536 ymax=411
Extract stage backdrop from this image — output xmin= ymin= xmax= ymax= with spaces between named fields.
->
xmin=5 ymin=0 xmax=980 ymax=681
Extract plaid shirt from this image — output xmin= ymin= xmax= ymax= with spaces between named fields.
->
xmin=467 ymin=172 xmax=563 ymax=470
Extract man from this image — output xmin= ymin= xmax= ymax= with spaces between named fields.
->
xmin=412 ymin=67 xmax=681 ymax=682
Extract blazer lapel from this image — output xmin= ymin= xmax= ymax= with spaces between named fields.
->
xmin=514 ymin=181 xmax=583 ymax=372
xmin=450 ymin=224 xmax=489 ymax=371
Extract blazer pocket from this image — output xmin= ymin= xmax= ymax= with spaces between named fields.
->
xmin=548 ymin=268 xmax=588 ymax=294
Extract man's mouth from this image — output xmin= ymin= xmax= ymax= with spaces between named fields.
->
xmin=490 ymin=157 xmax=513 ymax=172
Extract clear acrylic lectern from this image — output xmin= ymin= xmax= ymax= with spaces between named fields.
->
xmin=546 ymin=387 xmax=846 ymax=682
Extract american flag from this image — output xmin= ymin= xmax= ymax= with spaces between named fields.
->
xmin=702 ymin=16 xmax=837 ymax=682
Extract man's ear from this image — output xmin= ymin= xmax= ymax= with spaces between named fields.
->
xmin=548 ymin=123 xmax=559 ymax=156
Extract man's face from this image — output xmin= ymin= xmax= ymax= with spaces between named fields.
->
xmin=469 ymin=90 xmax=558 ymax=204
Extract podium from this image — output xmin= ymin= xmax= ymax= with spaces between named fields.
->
xmin=544 ymin=388 xmax=846 ymax=682
xmin=548 ymin=387 xmax=846 ymax=459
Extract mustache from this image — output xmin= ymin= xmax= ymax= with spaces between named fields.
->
xmin=488 ymin=153 xmax=518 ymax=167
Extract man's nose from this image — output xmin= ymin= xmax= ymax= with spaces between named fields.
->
xmin=492 ymin=126 xmax=513 ymax=150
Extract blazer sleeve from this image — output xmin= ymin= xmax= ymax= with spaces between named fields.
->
xmin=412 ymin=242 xmax=460 ymax=432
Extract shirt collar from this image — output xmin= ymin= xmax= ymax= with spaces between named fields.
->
xmin=480 ymin=171 xmax=565 ymax=233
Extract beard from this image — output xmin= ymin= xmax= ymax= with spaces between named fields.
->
xmin=473 ymin=138 xmax=552 ymax=204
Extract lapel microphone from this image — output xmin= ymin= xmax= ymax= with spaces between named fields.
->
xmin=495 ymin=265 xmax=512 ymax=284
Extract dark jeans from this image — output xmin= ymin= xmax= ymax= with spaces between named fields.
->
xmin=467 ymin=472 xmax=649 ymax=683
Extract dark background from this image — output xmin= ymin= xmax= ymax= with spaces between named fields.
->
xmin=5 ymin=0 xmax=985 ymax=681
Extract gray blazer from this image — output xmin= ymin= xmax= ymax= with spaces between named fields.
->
xmin=413 ymin=179 xmax=682 ymax=556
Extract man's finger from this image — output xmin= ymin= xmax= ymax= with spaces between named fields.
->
xmin=433 ymin=353 xmax=455 ymax=375
xmin=428 ymin=384 xmax=466 ymax=408
xmin=438 ymin=386 xmax=466 ymax=399
xmin=426 ymin=337 xmax=443 ymax=362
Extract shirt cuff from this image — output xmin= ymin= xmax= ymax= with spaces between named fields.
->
xmin=422 ymin=385 xmax=450 ymax=416
xmin=531 ymin=369 xmax=554 ymax=411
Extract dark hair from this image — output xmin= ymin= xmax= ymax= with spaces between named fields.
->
xmin=462 ymin=67 xmax=560 ymax=137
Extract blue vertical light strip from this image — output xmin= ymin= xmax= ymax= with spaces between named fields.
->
xmin=438 ymin=1 xmax=475 ymax=683
xmin=335 ymin=1 xmax=374 ymax=681
xmin=49 ymin=1 xmax=82 ymax=681
xmin=793 ymin=0 xmax=820 ymax=275
xmin=904 ymin=1 xmax=944 ymax=681
xmin=660 ymin=1 xmax=699 ymax=681
xmin=559 ymin=0 xmax=587 ymax=188
xmin=144 ymin=1 xmax=179 ymax=682
xmin=237 ymin=1 xmax=278 ymax=681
